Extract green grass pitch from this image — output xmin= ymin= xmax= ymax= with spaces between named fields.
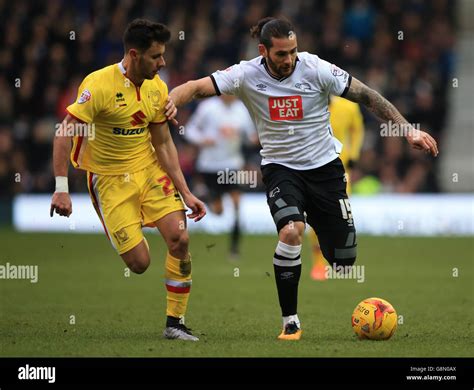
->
xmin=1 ymin=229 xmax=472 ymax=357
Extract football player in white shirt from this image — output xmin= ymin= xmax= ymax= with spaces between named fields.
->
xmin=184 ymin=94 xmax=258 ymax=259
xmin=170 ymin=17 xmax=438 ymax=340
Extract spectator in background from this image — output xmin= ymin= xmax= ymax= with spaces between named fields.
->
xmin=184 ymin=94 xmax=258 ymax=259
xmin=0 ymin=0 xmax=456 ymax=195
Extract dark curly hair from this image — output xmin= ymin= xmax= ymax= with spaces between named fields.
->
xmin=250 ymin=17 xmax=295 ymax=49
xmin=123 ymin=18 xmax=171 ymax=52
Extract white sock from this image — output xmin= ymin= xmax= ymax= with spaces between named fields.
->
xmin=274 ymin=241 xmax=302 ymax=265
xmin=283 ymin=314 xmax=300 ymax=329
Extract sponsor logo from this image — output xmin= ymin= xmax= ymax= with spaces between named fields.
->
xmin=77 ymin=89 xmax=91 ymax=104
xmin=256 ymin=83 xmax=267 ymax=91
xmin=131 ymin=110 xmax=146 ymax=126
xmin=269 ymin=187 xmax=280 ymax=198
xmin=280 ymin=271 xmax=294 ymax=280
xmin=268 ymin=96 xmax=303 ymax=120
xmin=115 ymin=92 xmax=126 ymax=107
xmin=112 ymin=127 xmax=146 ymax=135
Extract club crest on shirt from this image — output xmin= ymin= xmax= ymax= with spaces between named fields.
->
xmin=148 ymin=90 xmax=161 ymax=105
xmin=294 ymin=82 xmax=311 ymax=91
xmin=77 ymin=89 xmax=91 ymax=104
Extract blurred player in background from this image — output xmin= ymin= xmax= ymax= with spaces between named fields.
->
xmin=309 ymin=96 xmax=364 ymax=280
xmin=184 ymin=94 xmax=257 ymax=260
xmin=50 ymin=19 xmax=206 ymax=341
xmin=170 ymin=17 xmax=438 ymax=341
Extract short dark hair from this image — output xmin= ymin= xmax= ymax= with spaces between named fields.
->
xmin=250 ymin=17 xmax=295 ymax=49
xmin=123 ymin=19 xmax=171 ymax=52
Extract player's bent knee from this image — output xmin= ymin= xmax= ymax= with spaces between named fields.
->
xmin=279 ymin=222 xmax=304 ymax=245
xmin=322 ymin=246 xmax=357 ymax=268
xmin=334 ymin=245 xmax=357 ymax=267
xmin=120 ymin=237 xmax=151 ymax=274
xmin=122 ymin=251 xmax=150 ymax=274
xmin=125 ymin=255 xmax=150 ymax=274
xmin=167 ymin=230 xmax=189 ymax=257
xmin=128 ymin=261 xmax=149 ymax=274
xmin=335 ymin=256 xmax=356 ymax=268
xmin=279 ymin=229 xmax=299 ymax=245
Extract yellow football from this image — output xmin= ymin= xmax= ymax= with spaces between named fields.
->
xmin=352 ymin=297 xmax=397 ymax=340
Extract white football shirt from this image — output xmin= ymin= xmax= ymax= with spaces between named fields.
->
xmin=184 ymin=96 xmax=256 ymax=172
xmin=211 ymin=51 xmax=352 ymax=170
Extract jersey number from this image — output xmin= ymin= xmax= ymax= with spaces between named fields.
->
xmin=339 ymin=198 xmax=353 ymax=220
xmin=158 ymin=175 xmax=174 ymax=196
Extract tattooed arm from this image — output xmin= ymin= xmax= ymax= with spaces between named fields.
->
xmin=344 ymin=77 xmax=438 ymax=156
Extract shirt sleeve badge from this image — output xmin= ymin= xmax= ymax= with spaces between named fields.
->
xmin=77 ymin=89 xmax=92 ymax=104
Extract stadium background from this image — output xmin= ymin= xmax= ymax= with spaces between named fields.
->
xmin=0 ymin=0 xmax=473 ymax=362
xmin=0 ymin=0 xmax=465 ymax=196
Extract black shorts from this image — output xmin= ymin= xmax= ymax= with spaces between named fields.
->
xmin=261 ymin=158 xmax=357 ymax=266
xmin=200 ymin=172 xmax=239 ymax=202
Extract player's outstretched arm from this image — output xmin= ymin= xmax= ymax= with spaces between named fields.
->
xmin=344 ymin=77 xmax=439 ymax=157
xmin=169 ymin=77 xmax=217 ymax=107
xmin=50 ymin=114 xmax=76 ymax=217
xmin=150 ymin=121 xmax=206 ymax=222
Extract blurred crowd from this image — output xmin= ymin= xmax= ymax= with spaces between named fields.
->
xmin=0 ymin=0 xmax=457 ymax=196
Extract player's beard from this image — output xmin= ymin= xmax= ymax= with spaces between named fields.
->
xmin=267 ymin=55 xmax=294 ymax=78
xmin=146 ymin=65 xmax=158 ymax=79
xmin=139 ymin=58 xmax=160 ymax=80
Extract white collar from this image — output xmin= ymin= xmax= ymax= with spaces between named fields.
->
xmin=118 ymin=60 xmax=127 ymax=75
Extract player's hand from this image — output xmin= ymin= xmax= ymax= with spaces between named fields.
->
xmin=165 ymin=96 xmax=178 ymax=126
xmin=50 ymin=192 xmax=72 ymax=217
xmin=183 ymin=193 xmax=206 ymax=222
xmin=406 ymin=129 xmax=439 ymax=157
